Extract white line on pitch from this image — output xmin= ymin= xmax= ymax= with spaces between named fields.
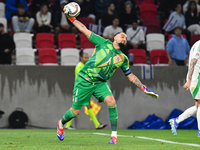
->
xmin=93 ymin=132 xmax=200 ymax=147
xmin=93 ymin=132 xmax=133 ymax=137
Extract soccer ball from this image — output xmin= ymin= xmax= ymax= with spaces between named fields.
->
xmin=64 ymin=2 xmax=81 ymax=17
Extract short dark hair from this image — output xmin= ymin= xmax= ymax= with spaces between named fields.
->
xmin=114 ymin=32 xmax=125 ymax=37
xmin=0 ymin=23 xmax=4 ymax=28
xmin=131 ymin=20 xmax=137 ymax=24
xmin=174 ymin=26 xmax=182 ymax=31
xmin=18 ymin=3 xmax=25 ymax=9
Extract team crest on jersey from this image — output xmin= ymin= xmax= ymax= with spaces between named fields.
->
xmin=75 ymin=97 xmax=77 ymax=102
xmin=116 ymin=56 xmax=120 ymax=62
xmin=196 ymin=52 xmax=200 ymax=57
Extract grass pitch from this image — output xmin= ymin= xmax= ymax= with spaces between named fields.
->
xmin=0 ymin=129 xmax=200 ymax=150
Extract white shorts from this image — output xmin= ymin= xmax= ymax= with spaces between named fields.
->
xmin=189 ymin=72 xmax=200 ymax=100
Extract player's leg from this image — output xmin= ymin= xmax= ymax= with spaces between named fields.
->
xmin=86 ymin=103 xmax=107 ymax=129
xmin=57 ymin=107 xmax=80 ymax=141
xmin=93 ymin=82 xmax=116 ymax=143
xmin=104 ymin=95 xmax=118 ymax=144
xmin=169 ymin=105 xmax=197 ymax=136
xmin=57 ymin=76 xmax=93 ymax=141
xmin=195 ymin=100 xmax=200 ymax=137
xmin=65 ymin=107 xmax=75 ymax=129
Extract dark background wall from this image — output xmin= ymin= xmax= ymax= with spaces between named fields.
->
xmin=0 ymin=66 xmax=194 ymax=129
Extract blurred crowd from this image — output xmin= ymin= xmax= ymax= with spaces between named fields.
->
xmin=0 ymin=0 xmax=200 ymax=66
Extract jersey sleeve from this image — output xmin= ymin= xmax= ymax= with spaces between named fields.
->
xmin=191 ymin=43 xmax=200 ymax=60
xmin=88 ymin=32 xmax=109 ymax=46
xmin=121 ymin=55 xmax=131 ymax=76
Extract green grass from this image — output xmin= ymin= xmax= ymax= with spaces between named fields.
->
xmin=0 ymin=129 xmax=200 ymax=150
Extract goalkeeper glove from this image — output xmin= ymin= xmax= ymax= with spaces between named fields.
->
xmin=63 ymin=4 xmax=76 ymax=22
xmin=140 ymin=85 xmax=159 ymax=99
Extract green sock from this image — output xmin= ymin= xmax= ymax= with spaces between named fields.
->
xmin=61 ymin=109 xmax=78 ymax=125
xmin=108 ymin=104 xmax=118 ymax=131
xmin=88 ymin=108 xmax=100 ymax=128
xmin=66 ymin=107 xmax=73 ymax=128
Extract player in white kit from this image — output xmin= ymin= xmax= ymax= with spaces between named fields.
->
xmin=169 ymin=40 xmax=200 ymax=137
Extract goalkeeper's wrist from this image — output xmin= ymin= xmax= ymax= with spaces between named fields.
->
xmin=140 ymin=85 xmax=146 ymax=92
xmin=69 ymin=17 xmax=76 ymax=23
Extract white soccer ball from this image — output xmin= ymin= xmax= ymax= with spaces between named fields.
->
xmin=64 ymin=2 xmax=81 ymax=17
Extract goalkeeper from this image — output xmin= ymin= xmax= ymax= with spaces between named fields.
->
xmin=66 ymin=51 xmax=107 ymax=129
xmin=57 ymin=3 xmax=159 ymax=144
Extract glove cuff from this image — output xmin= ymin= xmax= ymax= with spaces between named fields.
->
xmin=140 ymin=85 xmax=146 ymax=92
xmin=69 ymin=17 xmax=76 ymax=22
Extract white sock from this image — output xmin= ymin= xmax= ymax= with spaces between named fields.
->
xmin=176 ymin=106 xmax=197 ymax=123
xmin=111 ymin=131 xmax=117 ymax=138
xmin=197 ymin=107 xmax=200 ymax=131
xmin=59 ymin=120 xmax=64 ymax=128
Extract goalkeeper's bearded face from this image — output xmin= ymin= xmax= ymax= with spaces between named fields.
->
xmin=114 ymin=32 xmax=127 ymax=47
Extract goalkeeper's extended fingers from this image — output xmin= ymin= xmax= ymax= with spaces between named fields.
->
xmin=63 ymin=5 xmax=70 ymax=15
xmin=145 ymin=91 xmax=159 ymax=99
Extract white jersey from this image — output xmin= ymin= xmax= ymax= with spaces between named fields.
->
xmin=102 ymin=25 xmax=123 ymax=38
xmin=187 ymin=40 xmax=200 ymax=81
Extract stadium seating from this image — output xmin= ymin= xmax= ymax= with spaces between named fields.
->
xmin=139 ymin=3 xmax=157 ymax=20
xmin=38 ymin=48 xmax=57 ymax=65
xmin=191 ymin=34 xmax=200 ymax=46
xmin=146 ymin=33 xmax=165 ymax=52
xmin=77 ymin=17 xmax=95 ymax=29
xmin=80 ymin=34 xmax=95 ymax=50
xmin=58 ymin=33 xmax=76 ymax=50
xmin=15 ymin=48 xmax=35 ymax=65
xmin=136 ymin=0 xmax=154 ymax=6
xmin=0 ymin=2 xmax=5 ymax=17
xmin=13 ymin=33 xmax=33 ymax=48
xmin=143 ymin=18 xmax=160 ymax=34
xmin=60 ymin=48 xmax=79 ymax=66
xmin=128 ymin=49 xmax=146 ymax=64
xmin=150 ymin=49 xmax=168 ymax=65
xmin=168 ymin=34 xmax=187 ymax=40
xmin=0 ymin=17 xmax=7 ymax=32
xmin=36 ymin=33 xmax=54 ymax=50
xmin=83 ymin=48 xmax=94 ymax=57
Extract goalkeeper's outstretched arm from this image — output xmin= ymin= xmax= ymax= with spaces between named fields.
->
xmin=127 ymin=73 xmax=159 ymax=99
xmin=127 ymin=73 xmax=143 ymax=88
xmin=63 ymin=3 xmax=92 ymax=39
xmin=72 ymin=20 xmax=92 ymax=39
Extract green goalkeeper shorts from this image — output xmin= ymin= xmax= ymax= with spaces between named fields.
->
xmin=72 ymin=76 xmax=113 ymax=110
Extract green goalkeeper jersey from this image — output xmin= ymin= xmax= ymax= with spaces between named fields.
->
xmin=78 ymin=32 xmax=130 ymax=83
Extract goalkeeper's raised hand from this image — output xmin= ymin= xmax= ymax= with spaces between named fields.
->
xmin=63 ymin=4 xmax=76 ymax=22
xmin=140 ymin=85 xmax=159 ymax=99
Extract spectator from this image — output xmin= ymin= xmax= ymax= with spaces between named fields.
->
xmin=101 ymin=3 xmax=118 ymax=27
xmin=36 ymin=4 xmax=52 ymax=33
xmin=160 ymin=0 xmax=181 ymax=33
xmin=125 ymin=20 xmax=146 ymax=51
xmin=79 ymin=0 xmax=95 ymax=21
xmin=119 ymin=1 xmax=138 ymax=32
xmin=5 ymin=0 xmax=28 ymax=20
xmin=94 ymin=0 xmax=108 ymax=24
xmin=168 ymin=3 xmax=191 ymax=43
xmin=117 ymin=0 xmax=136 ymax=15
xmin=102 ymin=17 xmax=123 ymax=42
xmin=29 ymin=0 xmax=50 ymax=17
xmin=183 ymin=0 xmax=200 ymax=14
xmin=0 ymin=23 xmax=15 ymax=64
xmin=11 ymin=3 xmax=35 ymax=33
xmin=53 ymin=0 xmax=77 ymax=45
xmin=166 ymin=26 xmax=190 ymax=66
xmin=185 ymin=0 xmax=200 ymax=35
xmin=122 ymin=20 xmax=145 ymax=65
